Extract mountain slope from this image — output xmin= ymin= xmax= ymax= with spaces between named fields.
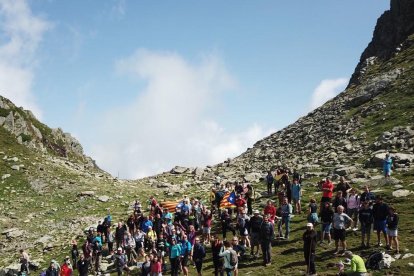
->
xmin=1 ymin=0 xmax=414 ymax=275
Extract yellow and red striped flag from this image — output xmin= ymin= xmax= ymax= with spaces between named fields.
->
xmin=220 ymin=191 xmax=236 ymax=209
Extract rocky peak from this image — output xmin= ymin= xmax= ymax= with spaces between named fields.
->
xmin=0 ymin=95 xmax=97 ymax=168
xmin=348 ymin=0 xmax=414 ymax=87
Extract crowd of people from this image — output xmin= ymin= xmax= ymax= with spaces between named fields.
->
xmin=18 ymin=155 xmax=401 ymax=276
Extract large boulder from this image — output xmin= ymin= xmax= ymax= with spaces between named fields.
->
xmin=392 ymin=189 xmax=414 ymax=197
xmin=170 ymin=166 xmax=189 ymax=174
xmin=334 ymin=166 xmax=358 ymax=176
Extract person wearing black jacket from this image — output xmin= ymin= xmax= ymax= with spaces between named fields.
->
xmin=260 ymin=215 xmax=275 ymax=266
xmin=359 ymin=201 xmax=373 ymax=248
xmin=77 ymin=255 xmax=89 ymax=276
xmin=115 ymin=222 xmax=126 ymax=249
xmin=266 ymin=171 xmax=274 ymax=195
xmin=45 ymin=262 xmax=59 ymax=276
xmin=386 ymin=206 xmax=399 ymax=253
xmin=373 ymin=196 xmax=389 ymax=248
xmin=249 ymin=210 xmax=263 ymax=257
xmin=319 ymin=202 xmax=334 ymax=244
xmin=193 ymin=238 xmax=206 ymax=276
xmin=211 ymin=235 xmax=224 ymax=276
xmin=220 ymin=209 xmax=236 ymax=239
xmin=303 ymin=223 xmax=317 ymax=276
xmin=332 ymin=191 xmax=347 ymax=213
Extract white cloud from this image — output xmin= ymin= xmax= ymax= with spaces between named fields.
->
xmin=90 ymin=49 xmax=273 ymax=179
xmin=0 ymin=0 xmax=50 ymax=118
xmin=309 ymin=78 xmax=348 ymax=110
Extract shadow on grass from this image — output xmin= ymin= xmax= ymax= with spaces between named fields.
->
xmin=279 ymin=260 xmax=305 ymax=269
xmin=280 ymin=247 xmax=303 ymax=255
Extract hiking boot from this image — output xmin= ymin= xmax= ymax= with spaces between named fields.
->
xmin=360 ymin=242 xmax=366 ymax=248
xmin=377 ymin=242 xmax=383 ymax=247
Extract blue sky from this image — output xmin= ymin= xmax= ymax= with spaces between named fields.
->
xmin=0 ymin=0 xmax=389 ymax=178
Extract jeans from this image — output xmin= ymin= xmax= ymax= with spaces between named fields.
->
xmin=225 ymin=268 xmax=233 ymax=276
xmin=261 ymin=241 xmax=272 ymax=264
xmin=278 ymin=217 xmax=290 ymax=238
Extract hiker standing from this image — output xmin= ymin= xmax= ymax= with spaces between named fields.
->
xmin=321 ymin=177 xmax=334 ymax=207
xmin=76 ymin=254 xmax=89 ymax=276
xmin=249 ymin=210 xmax=263 ymax=257
xmin=219 ymin=241 xmax=237 ymax=276
xmin=211 ymin=235 xmax=224 ymax=276
xmin=193 ymin=237 xmax=206 ymax=276
xmin=260 ymin=215 xmax=275 ymax=266
xmin=383 ymin=153 xmax=393 ymax=178
xmin=333 ymin=205 xmax=353 ymax=255
xmin=372 ymin=196 xmax=389 ymax=248
xmin=319 ymin=201 xmax=334 ymax=244
xmin=278 ymin=197 xmax=292 ymax=240
xmin=358 ymin=201 xmax=373 ymax=248
xmin=19 ymin=249 xmax=30 ymax=275
xmin=266 ymin=171 xmax=274 ymax=195
xmin=303 ymin=223 xmax=317 ymax=276
xmin=291 ymin=178 xmax=302 ymax=214
xmin=220 ymin=209 xmax=236 ymax=239
xmin=386 ymin=206 xmax=400 ymax=254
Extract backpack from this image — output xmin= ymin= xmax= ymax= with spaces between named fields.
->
xmin=366 ymin=251 xmax=392 ymax=270
xmin=228 ymin=248 xmax=238 ymax=267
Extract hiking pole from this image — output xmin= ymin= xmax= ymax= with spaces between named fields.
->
xmin=308 ymin=234 xmax=313 ymax=275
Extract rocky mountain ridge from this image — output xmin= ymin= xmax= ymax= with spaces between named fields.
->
xmin=1 ymin=0 xmax=414 ymax=274
xmin=0 ymin=96 xmax=97 ymax=169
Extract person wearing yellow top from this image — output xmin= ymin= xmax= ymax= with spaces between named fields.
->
xmin=146 ymin=226 xmax=157 ymax=250
xmin=339 ymin=251 xmax=368 ymax=276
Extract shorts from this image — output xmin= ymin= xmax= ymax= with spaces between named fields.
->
xmin=203 ymin=227 xmax=211 ymax=234
xmin=321 ymin=197 xmax=331 ymax=203
xmin=321 ymin=222 xmax=331 ymax=233
xmin=387 ymin=229 xmax=398 ymax=237
xmin=360 ymin=223 xmax=371 ymax=235
xmin=181 ymin=254 xmax=189 ymax=267
xmin=308 ymin=213 xmax=319 ymax=224
xmin=239 ymin=227 xmax=249 ymax=237
xmin=374 ymin=220 xmax=387 ymax=233
xmin=251 ymin=232 xmax=260 ymax=246
xmin=293 ymin=198 xmax=301 ymax=204
xmin=333 ymin=228 xmax=346 ymax=241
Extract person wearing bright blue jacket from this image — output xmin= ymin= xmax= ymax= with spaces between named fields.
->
xmin=141 ymin=216 xmax=153 ymax=233
xmin=383 ymin=153 xmax=393 ymax=178
xmin=167 ymin=238 xmax=182 ymax=276
xmin=180 ymin=235 xmax=193 ymax=276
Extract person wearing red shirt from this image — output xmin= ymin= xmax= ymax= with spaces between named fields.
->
xmin=235 ymin=194 xmax=247 ymax=209
xmin=321 ymin=177 xmax=334 ymax=208
xmin=60 ymin=257 xmax=73 ymax=276
xmin=264 ymin=200 xmax=277 ymax=224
